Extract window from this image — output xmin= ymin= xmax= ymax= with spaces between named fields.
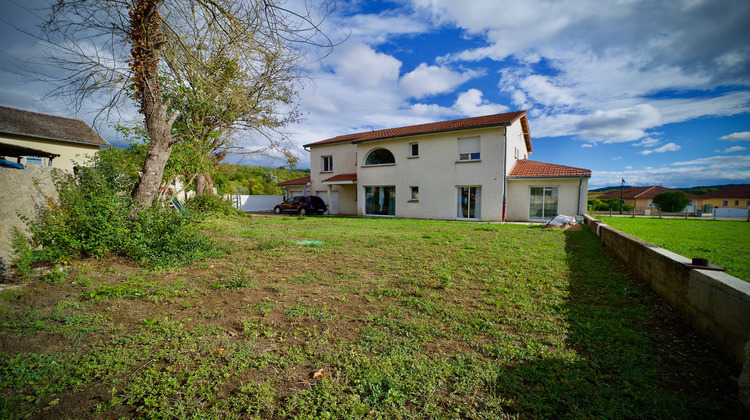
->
xmin=409 ymin=143 xmax=419 ymax=158
xmin=321 ymin=155 xmax=333 ymax=172
xmin=457 ymin=187 xmax=481 ymax=219
xmin=25 ymin=156 xmax=43 ymax=165
xmin=409 ymin=186 xmax=419 ymax=201
xmin=514 ymin=147 xmax=519 ymax=159
xmin=365 ymin=148 xmax=395 ymax=166
xmin=458 ymin=137 xmax=480 ymax=161
xmin=735 ymin=200 xmax=740 ymax=206
xmin=722 ymin=200 xmax=728 ymax=206
xmin=530 ymin=187 xmax=558 ymax=220
xmin=365 ymin=186 xmax=395 ymax=215
xmin=746 ymin=201 xmax=750 ymax=207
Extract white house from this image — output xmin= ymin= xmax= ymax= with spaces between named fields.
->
xmin=282 ymin=111 xmax=590 ymax=222
xmin=0 ymin=105 xmax=110 ymax=172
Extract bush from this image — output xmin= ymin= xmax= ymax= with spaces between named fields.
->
xmin=652 ymin=191 xmax=692 ymax=212
xmin=184 ymin=194 xmax=241 ymax=217
xmin=20 ymin=156 xmax=221 ymax=269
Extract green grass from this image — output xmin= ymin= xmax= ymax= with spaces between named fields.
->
xmin=600 ymin=217 xmax=750 ymax=282
xmin=0 ymin=215 xmax=744 ymax=418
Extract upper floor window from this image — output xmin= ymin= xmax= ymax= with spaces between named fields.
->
xmin=722 ymin=200 xmax=728 ymax=206
xmin=735 ymin=200 xmax=740 ymax=206
xmin=322 ymin=155 xmax=333 ymax=172
xmin=458 ymin=137 xmax=480 ymax=161
xmin=409 ymin=143 xmax=419 ymax=158
xmin=365 ymin=148 xmax=395 ymax=166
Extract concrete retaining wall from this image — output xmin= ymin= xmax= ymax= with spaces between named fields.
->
xmin=0 ymin=166 xmax=59 ymax=274
xmin=583 ymin=214 xmax=750 ymax=408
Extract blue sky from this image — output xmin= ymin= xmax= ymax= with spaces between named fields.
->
xmin=1 ymin=0 xmax=749 ymax=188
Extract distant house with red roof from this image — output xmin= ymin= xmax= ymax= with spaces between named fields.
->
xmin=701 ymin=186 xmax=750 ymax=211
xmin=297 ymin=111 xmax=591 ymax=222
xmin=597 ymin=186 xmax=703 ymax=214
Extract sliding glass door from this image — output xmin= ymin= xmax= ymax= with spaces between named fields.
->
xmin=530 ymin=187 xmax=558 ymax=220
xmin=457 ymin=187 xmax=481 ymax=219
xmin=365 ymin=186 xmax=395 ymax=215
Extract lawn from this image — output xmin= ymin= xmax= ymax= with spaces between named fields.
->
xmin=1 ymin=215 xmax=745 ymax=418
xmin=599 ymin=217 xmax=750 ymax=282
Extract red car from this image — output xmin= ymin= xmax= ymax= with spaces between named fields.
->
xmin=273 ymin=195 xmax=328 ymax=215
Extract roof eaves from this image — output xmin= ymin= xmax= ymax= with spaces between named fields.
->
xmin=350 ymin=122 xmax=514 ymax=145
xmin=0 ymin=130 xmax=110 ymax=148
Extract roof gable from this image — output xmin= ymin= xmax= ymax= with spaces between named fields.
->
xmin=304 ymin=111 xmax=530 ymax=151
xmin=0 ymin=106 xmax=109 ymax=147
xmin=508 ymin=159 xmax=591 ymax=178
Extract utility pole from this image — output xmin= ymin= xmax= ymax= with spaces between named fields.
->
xmin=620 ymin=178 xmax=625 ymax=215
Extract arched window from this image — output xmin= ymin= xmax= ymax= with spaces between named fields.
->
xmin=365 ymin=148 xmax=395 ymax=165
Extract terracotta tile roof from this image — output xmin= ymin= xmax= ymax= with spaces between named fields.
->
xmin=304 ymin=111 xmax=530 ymax=151
xmin=0 ymin=106 xmax=110 ymax=147
xmin=597 ymin=186 xmax=702 ymax=200
xmin=508 ymin=159 xmax=591 ymax=178
xmin=702 ymin=186 xmax=750 ymax=199
xmin=277 ymin=176 xmax=310 ymax=186
xmin=322 ymin=173 xmax=357 ymax=183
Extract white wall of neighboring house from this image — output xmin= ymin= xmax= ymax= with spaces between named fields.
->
xmin=505 ymin=177 xmax=588 ymax=221
xmin=0 ymin=133 xmax=102 ymax=172
xmin=354 ymin=126 xmax=509 ymax=221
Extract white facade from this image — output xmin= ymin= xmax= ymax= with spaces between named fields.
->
xmin=304 ymin=112 xmax=588 ymax=222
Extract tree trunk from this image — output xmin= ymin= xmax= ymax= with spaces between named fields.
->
xmin=204 ymin=171 xmax=215 ymax=195
xmin=132 ymin=136 xmax=174 ymax=206
xmin=195 ymin=173 xmax=207 ymax=196
xmin=128 ymin=0 xmax=178 ymax=208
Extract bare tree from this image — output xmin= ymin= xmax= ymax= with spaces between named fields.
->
xmin=40 ymin=0 xmax=336 ymax=207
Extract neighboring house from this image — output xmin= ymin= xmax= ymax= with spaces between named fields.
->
xmin=597 ymin=186 xmax=703 ymax=213
xmin=0 ymin=106 xmax=110 ymax=171
xmin=298 ymin=111 xmax=590 ymax=222
xmin=277 ymin=176 xmax=311 ymax=199
xmin=701 ymin=186 xmax=750 ymax=211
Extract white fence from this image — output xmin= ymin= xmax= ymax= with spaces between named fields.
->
xmin=229 ymin=195 xmax=283 ymax=212
xmin=714 ymin=207 xmax=750 ymax=218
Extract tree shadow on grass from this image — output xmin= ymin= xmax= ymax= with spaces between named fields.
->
xmin=541 ymin=228 xmax=749 ymax=418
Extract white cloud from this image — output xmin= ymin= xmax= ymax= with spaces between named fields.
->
xmin=576 ymin=105 xmax=662 ymax=143
xmin=327 ymin=42 xmax=401 ymax=88
xmin=672 ymin=154 xmax=750 ymax=168
xmin=611 ymin=156 xmax=622 ymax=160
xmin=400 ymin=63 xmax=480 ymax=98
xmin=591 ymin=154 xmax=750 ymax=188
xmin=640 ymin=142 xmax=681 ymax=155
xmin=580 ymin=143 xmax=593 ymax=148
xmin=634 ymin=137 xmax=660 ymax=147
xmin=721 ymin=145 xmax=747 ymax=153
xmin=720 ymin=131 xmax=750 ymax=141
xmin=514 ymin=75 xmax=577 ymax=107
xmin=415 ymin=0 xmax=750 ymax=145
xmin=341 ymin=13 xmax=430 ymax=45
xmin=452 ymin=89 xmax=509 ymax=116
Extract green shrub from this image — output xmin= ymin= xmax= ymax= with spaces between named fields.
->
xmin=22 ymin=156 xmax=221 ymax=269
xmin=184 ymin=194 xmax=240 ymax=217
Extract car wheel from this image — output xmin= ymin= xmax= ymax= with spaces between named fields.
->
xmin=299 ymin=208 xmax=307 ymax=215
xmin=274 ymin=206 xmax=281 ymax=214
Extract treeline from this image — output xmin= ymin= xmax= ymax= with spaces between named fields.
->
xmin=213 ymin=165 xmax=309 ymax=196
